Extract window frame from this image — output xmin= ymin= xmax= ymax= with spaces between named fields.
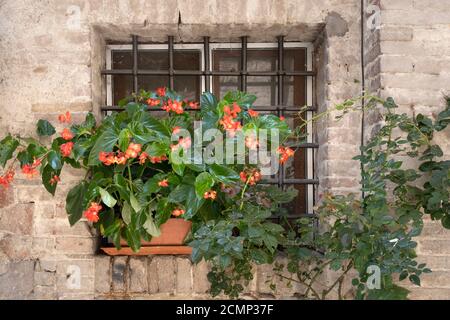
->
xmin=104 ymin=37 xmax=315 ymax=216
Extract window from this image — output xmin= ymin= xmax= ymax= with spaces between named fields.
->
xmin=103 ymin=36 xmax=317 ymax=218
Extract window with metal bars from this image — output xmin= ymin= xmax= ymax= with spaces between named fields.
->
xmin=101 ymin=35 xmax=318 ymax=218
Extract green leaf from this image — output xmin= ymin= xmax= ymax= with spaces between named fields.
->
xmin=121 ymin=201 xmax=132 ymax=225
xmin=441 ymin=215 xmax=450 ymax=229
xmin=130 ymin=193 xmax=142 ymax=213
xmin=399 ymin=270 xmax=409 ymax=281
xmin=168 ymin=184 xmax=192 ymax=203
xmin=409 ymin=274 xmax=421 ymax=286
xmin=66 ymin=181 xmax=88 ymax=226
xmin=118 ymin=129 xmax=131 ymax=152
xmin=36 ymin=119 xmax=56 ymax=136
xmin=99 ymin=187 xmax=117 ymax=208
xmin=143 ymin=214 xmax=161 ymax=237
xmin=171 ymin=162 xmax=185 ymax=176
xmin=194 ymin=172 xmax=215 ymax=199
xmin=47 ymin=150 xmax=62 ymax=170
xmin=125 ymin=225 xmax=141 ymax=252
xmin=42 ymin=165 xmax=60 ymax=196
xmin=0 ymin=135 xmax=19 ymax=168
xmin=88 ymin=127 xmax=119 ymax=166
xmin=208 ymin=164 xmax=240 ymax=184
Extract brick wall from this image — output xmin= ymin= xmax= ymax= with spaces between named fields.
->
xmin=0 ymin=0 xmax=449 ymax=299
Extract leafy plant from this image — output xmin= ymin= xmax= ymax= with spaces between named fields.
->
xmin=274 ymin=95 xmax=450 ymax=300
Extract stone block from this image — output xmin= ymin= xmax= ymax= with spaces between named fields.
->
xmin=112 ymin=256 xmax=127 ymax=292
xmin=155 ymin=256 xmax=175 ymax=294
xmin=0 ymin=260 xmax=34 ymax=299
xmin=193 ymin=260 xmax=210 ymax=294
xmin=0 ymin=203 xmax=34 ymax=235
xmin=95 ymin=256 xmax=111 ymax=293
xmin=176 ymin=256 xmax=192 ymax=294
xmin=129 ymin=257 xmax=148 ymax=293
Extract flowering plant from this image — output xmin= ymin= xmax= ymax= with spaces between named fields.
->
xmin=0 ymin=88 xmax=299 ymax=297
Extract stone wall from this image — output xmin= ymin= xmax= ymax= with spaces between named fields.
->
xmin=0 ymin=0 xmax=449 ymax=300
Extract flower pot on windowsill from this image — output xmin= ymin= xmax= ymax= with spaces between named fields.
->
xmin=100 ymin=218 xmax=193 ymax=256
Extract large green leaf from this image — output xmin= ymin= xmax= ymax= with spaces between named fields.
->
xmin=66 ymin=181 xmax=88 ymax=226
xmin=208 ymin=164 xmax=240 ymax=184
xmin=121 ymin=201 xmax=132 ymax=225
xmin=36 ymin=119 xmax=56 ymax=136
xmin=125 ymin=225 xmax=141 ymax=252
xmin=168 ymin=184 xmax=192 ymax=203
xmin=194 ymin=172 xmax=215 ymax=199
xmin=118 ymin=128 xmax=131 ymax=152
xmin=0 ymin=135 xmax=19 ymax=167
xmin=42 ymin=165 xmax=61 ymax=196
xmin=87 ymin=127 xmax=119 ymax=165
xmin=130 ymin=193 xmax=142 ymax=213
xmin=47 ymin=150 xmax=62 ymax=170
xmin=99 ymin=187 xmax=117 ymax=208
xmin=143 ymin=213 xmax=161 ymax=237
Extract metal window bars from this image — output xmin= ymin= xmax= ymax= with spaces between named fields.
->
xmin=101 ymin=35 xmax=318 ymax=218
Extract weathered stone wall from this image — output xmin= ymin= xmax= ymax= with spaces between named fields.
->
xmin=372 ymin=0 xmax=450 ymax=299
xmin=0 ymin=0 xmax=449 ymax=300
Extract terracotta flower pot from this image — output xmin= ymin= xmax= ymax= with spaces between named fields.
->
xmin=120 ymin=218 xmax=192 ymax=246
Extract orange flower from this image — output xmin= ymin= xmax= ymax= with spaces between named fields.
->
xmin=61 ymin=128 xmax=74 ymax=141
xmin=224 ymin=103 xmax=241 ymax=118
xmin=0 ymin=170 xmax=15 ymax=188
xmin=139 ymin=152 xmax=149 ymax=165
xmin=146 ymin=98 xmax=160 ymax=106
xmin=279 ymin=116 xmax=285 ymax=121
xmin=245 ymin=135 xmax=259 ymax=150
xmin=49 ymin=175 xmax=60 ymax=185
xmin=240 ymin=171 xmax=247 ymax=183
xmin=21 ymin=164 xmax=38 ymax=179
xmin=58 ymin=111 xmax=71 ymax=123
xmin=219 ymin=114 xmax=242 ymax=137
xmin=158 ymin=179 xmax=169 ymax=187
xmin=248 ymin=109 xmax=259 ymax=117
xmin=277 ymin=146 xmax=295 ymax=164
xmin=188 ymin=101 xmax=199 ymax=109
xmin=172 ymin=208 xmax=185 ymax=217
xmin=149 ymin=155 xmax=168 ymax=163
xmin=156 ymin=87 xmax=166 ymax=97
xmin=172 ymin=126 xmax=181 ymax=134
xmin=240 ymin=169 xmax=261 ymax=185
xmin=99 ymin=151 xmax=115 ymax=166
xmin=179 ymin=137 xmax=191 ymax=149
xmin=125 ymin=143 xmax=142 ymax=159
xmin=60 ymin=142 xmax=74 ymax=157
xmin=165 ymin=99 xmax=183 ymax=114
xmin=114 ymin=152 xmax=127 ymax=165
xmin=203 ymin=190 xmax=217 ymax=200
xmin=83 ymin=202 xmax=102 ymax=223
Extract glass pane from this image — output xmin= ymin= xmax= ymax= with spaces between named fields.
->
xmin=247 ymin=49 xmax=276 ymax=71
xmin=112 ymin=49 xmax=201 ymax=104
xmin=112 ymin=51 xmax=133 ymax=105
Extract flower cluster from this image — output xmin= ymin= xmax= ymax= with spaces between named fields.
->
xmin=162 ymin=99 xmax=184 ymax=114
xmin=219 ymin=103 xmax=242 ymax=137
xmin=21 ymin=158 xmax=41 ymax=179
xmin=0 ymin=170 xmax=15 ymax=188
xmin=158 ymin=179 xmax=169 ymax=187
xmin=146 ymin=98 xmax=160 ymax=106
xmin=49 ymin=175 xmax=60 ymax=185
xmin=170 ymin=137 xmax=192 ymax=151
xmin=277 ymin=146 xmax=295 ymax=164
xmin=240 ymin=168 xmax=262 ymax=186
xmin=83 ymin=202 xmax=102 ymax=223
xmin=203 ymin=190 xmax=217 ymax=200
xmin=58 ymin=111 xmax=71 ymax=124
xmin=61 ymin=128 xmax=74 ymax=141
xmin=172 ymin=208 xmax=185 ymax=217
xmin=99 ymin=151 xmax=126 ymax=166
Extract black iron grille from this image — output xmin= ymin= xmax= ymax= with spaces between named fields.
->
xmin=101 ymin=35 xmax=318 ymax=219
